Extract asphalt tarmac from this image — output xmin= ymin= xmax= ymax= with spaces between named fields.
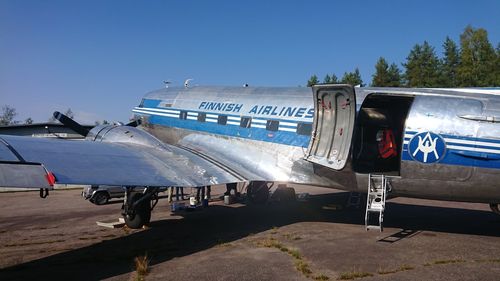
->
xmin=1 ymin=185 xmax=500 ymax=281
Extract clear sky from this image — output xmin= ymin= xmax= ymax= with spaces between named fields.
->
xmin=1 ymin=0 xmax=499 ymax=124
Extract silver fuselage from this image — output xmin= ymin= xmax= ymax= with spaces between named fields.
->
xmin=133 ymin=86 xmax=500 ymax=204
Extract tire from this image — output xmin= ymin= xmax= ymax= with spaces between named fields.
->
xmin=123 ymin=193 xmax=151 ymax=229
xmin=92 ymin=192 xmax=109 ymax=205
xmin=246 ymin=181 xmax=270 ymax=204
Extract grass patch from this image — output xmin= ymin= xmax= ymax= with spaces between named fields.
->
xmin=314 ymin=274 xmax=329 ymax=280
xmin=289 ymin=249 xmax=302 ymax=259
xmin=432 ymin=259 xmax=466 ymax=265
xmin=339 ymin=271 xmax=373 ymax=280
xmin=215 ymin=242 xmax=233 ymax=248
xmin=295 ymin=260 xmax=312 ymax=276
xmin=378 ymin=264 xmax=414 ymax=275
xmin=134 ymin=254 xmax=150 ymax=281
xmin=270 ymin=226 xmax=279 ymax=235
xmin=257 ymin=237 xmax=315 ymax=278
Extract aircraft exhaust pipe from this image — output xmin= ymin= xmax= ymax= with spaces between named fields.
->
xmin=53 ymin=111 xmax=90 ymax=136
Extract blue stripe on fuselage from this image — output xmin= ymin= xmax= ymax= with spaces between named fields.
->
xmin=135 ymin=107 xmax=312 ymax=147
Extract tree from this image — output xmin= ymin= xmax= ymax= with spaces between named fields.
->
xmin=0 ymin=105 xmax=17 ymax=126
xmin=340 ymin=68 xmax=364 ymax=86
xmin=25 ymin=117 xmax=34 ymax=125
xmin=457 ymin=25 xmax=498 ymax=86
xmin=403 ymin=41 xmax=441 ymax=87
xmin=323 ymin=74 xmax=331 ymax=84
xmin=387 ymin=63 xmax=403 ymax=87
xmin=372 ymin=57 xmax=401 ymax=87
xmin=322 ymin=74 xmax=339 ymax=84
xmin=307 ymin=75 xmax=319 ymax=87
xmin=440 ymin=37 xmax=460 ymax=87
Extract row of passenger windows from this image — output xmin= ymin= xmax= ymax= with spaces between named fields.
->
xmin=178 ymin=111 xmax=312 ymax=136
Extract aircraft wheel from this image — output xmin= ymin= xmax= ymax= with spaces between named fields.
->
xmin=489 ymin=203 xmax=500 ymax=215
xmin=247 ymin=181 xmax=270 ymax=204
xmin=124 ymin=193 xmax=151 ymax=229
xmin=92 ymin=192 xmax=109 ymax=205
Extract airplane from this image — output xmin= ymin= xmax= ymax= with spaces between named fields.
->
xmin=1 ymin=84 xmax=499 ymax=231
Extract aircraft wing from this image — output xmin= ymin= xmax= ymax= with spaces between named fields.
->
xmin=0 ymin=135 xmax=240 ymax=189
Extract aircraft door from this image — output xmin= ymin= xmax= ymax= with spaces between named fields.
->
xmin=305 ymin=85 xmax=356 ymax=170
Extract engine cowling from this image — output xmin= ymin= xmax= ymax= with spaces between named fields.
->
xmin=86 ymin=125 xmax=165 ymax=149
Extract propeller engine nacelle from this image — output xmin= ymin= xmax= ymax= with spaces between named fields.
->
xmin=86 ymin=125 xmax=166 ymax=148
xmin=52 ymin=111 xmax=163 ymax=149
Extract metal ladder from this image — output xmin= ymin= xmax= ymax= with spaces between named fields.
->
xmin=365 ymin=174 xmax=390 ymax=231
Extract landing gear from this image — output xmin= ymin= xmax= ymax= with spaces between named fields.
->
xmin=121 ymin=187 xmax=158 ymax=229
xmin=246 ymin=181 xmax=272 ymax=204
xmin=489 ymin=203 xmax=500 ymax=215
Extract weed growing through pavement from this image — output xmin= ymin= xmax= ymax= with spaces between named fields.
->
xmin=338 ymin=270 xmax=373 ymax=280
xmin=134 ymin=254 xmax=150 ymax=281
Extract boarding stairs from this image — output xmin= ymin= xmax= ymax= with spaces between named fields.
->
xmin=365 ymin=174 xmax=392 ymax=231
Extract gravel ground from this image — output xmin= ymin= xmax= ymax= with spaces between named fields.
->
xmin=1 ymin=185 xmax=499 ymax=281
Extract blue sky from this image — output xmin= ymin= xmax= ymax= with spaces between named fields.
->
xmin=1 ymin=0 xmax=499 ymax=124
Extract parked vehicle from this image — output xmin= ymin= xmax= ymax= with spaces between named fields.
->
xmin=82 ymin=185 xmax=166 ymax=205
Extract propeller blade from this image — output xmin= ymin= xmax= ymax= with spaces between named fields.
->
xmin=53 ymin=111 xmax=90 ymax=136
xmin=125 ymin=119 xmax=142 ymax=127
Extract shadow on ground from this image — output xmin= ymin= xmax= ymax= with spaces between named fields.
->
xmin=1 ymin=192 xmax=499 ymax=280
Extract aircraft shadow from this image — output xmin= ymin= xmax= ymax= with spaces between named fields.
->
xmin=1 ymin=192 xmax=499 ymax=280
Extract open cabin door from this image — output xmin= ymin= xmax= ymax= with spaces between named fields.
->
xmin=305 ymin=84 xmax=356 ymax=170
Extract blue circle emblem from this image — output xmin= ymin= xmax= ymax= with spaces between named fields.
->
xmin=408 ymin=132 xmax=446 ymax=163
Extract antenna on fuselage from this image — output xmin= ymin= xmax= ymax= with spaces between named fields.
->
xmin=163 ymin=80 xmax=172 ymax=88
xmin=184 ymin=78 xmax=194 ymax=88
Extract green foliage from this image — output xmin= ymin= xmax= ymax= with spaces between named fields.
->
xmin=372 ymin=57 xmax=402 ymax=87
xmin=308 ymin=25 xmax=498 ymax=88
xmin=440 ymin=36 xmax=460 ymax=87
xmin=403 ymin=41 xmax=441 ymax=87
xmin=341 ymin=68 xmax=364 ymax=86
xmin=323 ymin=74 xmax=331 ymax=84
xmin=457 ymin=25 xmax=498 ymax=86
xmin=0 ymin=105 xmax=17 ymax=126
xmin=323 ymin=74 xmax=338 ymax=84
xmin=307 ymin=75 xmax=319 ymax=87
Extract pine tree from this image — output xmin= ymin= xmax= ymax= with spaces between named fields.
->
xmin=323 ymin=74 xmax=331 ymax=84
xmin=330 ymin=74 xmax=338 ymax=84
xmin=387 ymin=63 xmax=403 ymax=87
xmin=307 ymin=75 xmax=319 ymax=87
xmin=403 ymin=41 xmax=441 ymax=87
xmin=457 ymin=25 xmax=497 ymax=86
xmin=341 ymin=68 xmax=364 ymax=86
xmin=371 ymin=57 xmax=390 ymax=86
xmin=440 ymin=37 xmax=460 ymax=87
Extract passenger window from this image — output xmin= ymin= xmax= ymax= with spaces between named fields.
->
xmin=240 ymin=117 xmax=252 ymax=128
xmin=198 ymin=113 xmax=206 ymax=122
xmin=266 ymin=120 xmax=279 ymax=131
xmin=179 ymin=111 xmax=187 ymax=120
xmin=297 ymin=123 xmax=312 ymax=135
xmin=218 ymin=115 xmax=228 ymax=125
